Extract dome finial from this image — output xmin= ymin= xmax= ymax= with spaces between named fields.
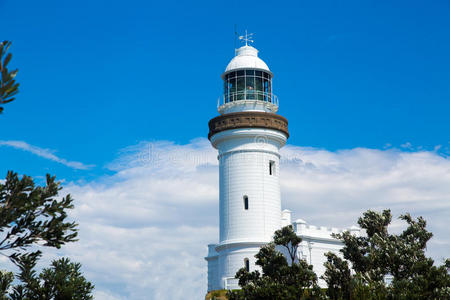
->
xmin=238 ymin=30 xmax=254 ymax=46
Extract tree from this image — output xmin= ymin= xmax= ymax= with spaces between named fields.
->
xmin=0 ymin=42 xmax=94 ymax=298
xmin=39 ymin=258 xmax=94 ymax=300
xmin=0 ymin=171 xmax=94 ymax=299
xmin=322 ymin=252 xmax=351 ymax=300
xmin=0 ymin=171 xmax=78 ymax=264
xmin=5 ymin=256 xmax=94 ymax=300
xmin=227 ymin=226 xmax=324 ymax=300
xmin=322 ymin=210 xmax=450 ymax=300
xmin=0 ymin=41 xmax=19 ymax=113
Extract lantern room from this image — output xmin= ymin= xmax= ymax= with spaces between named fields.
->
xmin=218 ymin=44 xmax=278 ymax=114
xmin=223 ymin=69 xmax=272 ymax=102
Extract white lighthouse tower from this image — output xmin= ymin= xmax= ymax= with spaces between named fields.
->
xmin=205 ymin=35 xmax=289 ymax=291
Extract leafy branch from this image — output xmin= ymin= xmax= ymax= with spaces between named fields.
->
xmin=0 ymin=171 xmax=78 ymax=265
xmin=0 ymin=40 xmax=19 ymax=113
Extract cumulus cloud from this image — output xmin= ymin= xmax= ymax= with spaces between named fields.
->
xmin=11 ymin=139 xmax=448 ymax=299
xmin=57 ymin=139 xmax=219 ymax=299
xmin=0 ymin=140 xmax=94 ymax=170
xmin=280 ymin=145 xmax=450 ymax=262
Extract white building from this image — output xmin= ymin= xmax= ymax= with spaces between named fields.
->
xmin=205 ymin=38 xmax=360 ymax=292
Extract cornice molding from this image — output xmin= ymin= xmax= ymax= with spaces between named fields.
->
xmin=208 ymin=111 xmax=289 ymax=140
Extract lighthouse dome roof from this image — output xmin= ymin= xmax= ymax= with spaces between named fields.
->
xmin=224 ymin=45 xmax=271 ymax=74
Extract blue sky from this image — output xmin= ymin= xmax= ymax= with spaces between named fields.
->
xmin=1 ymin=1 xmax=450 ymax=299
xmin=1 ymin=0 xmax=450 ymax=181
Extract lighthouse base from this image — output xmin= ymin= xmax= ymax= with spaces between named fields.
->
xmin=205 ymin=218 xmax=361 ymax=292
xmin=205 ymin=241 xmax=266 ymax=291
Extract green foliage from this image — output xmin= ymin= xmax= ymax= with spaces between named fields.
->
xmin=1 ymin=256 xmax=94 ymax=300
xmin=322 ymin=209 xmax=450 ymax=300
xmin=206 ymin=289 xmax=228 ymax=300
xmin=226 ymin=211 xmax=449 ymax=300
xmin=0 ymin=41 xmax=19 ymax=113
xmin=0 ymin=171 xmax=78 ymax=265
xmin=0 ymin=271 xmax=14 ymax=300
xmin=322 ymin=253 xmax=351 ymax=300
xmin=273 ymin=225 xmax=302 ymax=264
xmin=227 ymin=225 xmax=325 ymax=300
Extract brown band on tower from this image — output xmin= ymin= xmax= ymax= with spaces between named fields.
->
xmin=208 ymin=111 xmax=289 ymax=140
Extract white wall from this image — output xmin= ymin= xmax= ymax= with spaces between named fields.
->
xmin=212 ymin=128 xmax=287 ymax=244
xmin=206 ymin=244 xmax=219 ymax=291
xmin=216 ymin=244 xmax=264 ymax=290
xmin=209 ymin=128 xmax=287 ymax=290
xmin=219 ymin=150 xmax=281 ymax=242
xmin=294 ymin=220 xmax=361 ymax=287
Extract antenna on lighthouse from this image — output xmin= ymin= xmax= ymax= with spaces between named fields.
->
xmin=239 ymin=30 xmax=254 ymax=46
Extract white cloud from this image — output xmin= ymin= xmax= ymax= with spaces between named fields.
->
xmin=400 ymin=141 xmax=413 ymax=149
xmin=280 ymin=145 xmax=450 ymax=262
xmin=57 ymin=139 xmax=219 ymax=299
xmin=93 ymin=290 xmax=124 ymax=300
xmin=6 ymin=139 xmax=448 ymax=299
xmin=0 ymin=140 xmax=94 ymax=170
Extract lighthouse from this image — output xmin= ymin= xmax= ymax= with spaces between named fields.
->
xmin=205 ymin=35 xmax=289 ymax=291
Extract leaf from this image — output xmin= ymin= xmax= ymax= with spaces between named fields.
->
xmin=3 ymin=53 xmax=12 ymax=68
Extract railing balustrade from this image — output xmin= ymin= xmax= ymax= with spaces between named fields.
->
xmin=219 ymin=91 xmax=279 ymax=107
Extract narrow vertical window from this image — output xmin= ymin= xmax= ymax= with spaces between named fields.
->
xmin=244 ymin=258 xmax=250 ymax=272
xmin=269 ymin=160 xmax=275 ymax=176
xmin=243 ymin=195 xmax=249 ymax=210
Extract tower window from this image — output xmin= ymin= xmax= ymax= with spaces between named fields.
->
xmin=269 ymin=161 xmax=275 ymax=175
xmin=244 ymin=258 xmax=250 ymax=272
xmin=243 ymin=195 xmax=249 ymax=210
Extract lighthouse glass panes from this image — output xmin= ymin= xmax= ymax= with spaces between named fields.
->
xmin=224 ymin=69 xmax=272 ymax=103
